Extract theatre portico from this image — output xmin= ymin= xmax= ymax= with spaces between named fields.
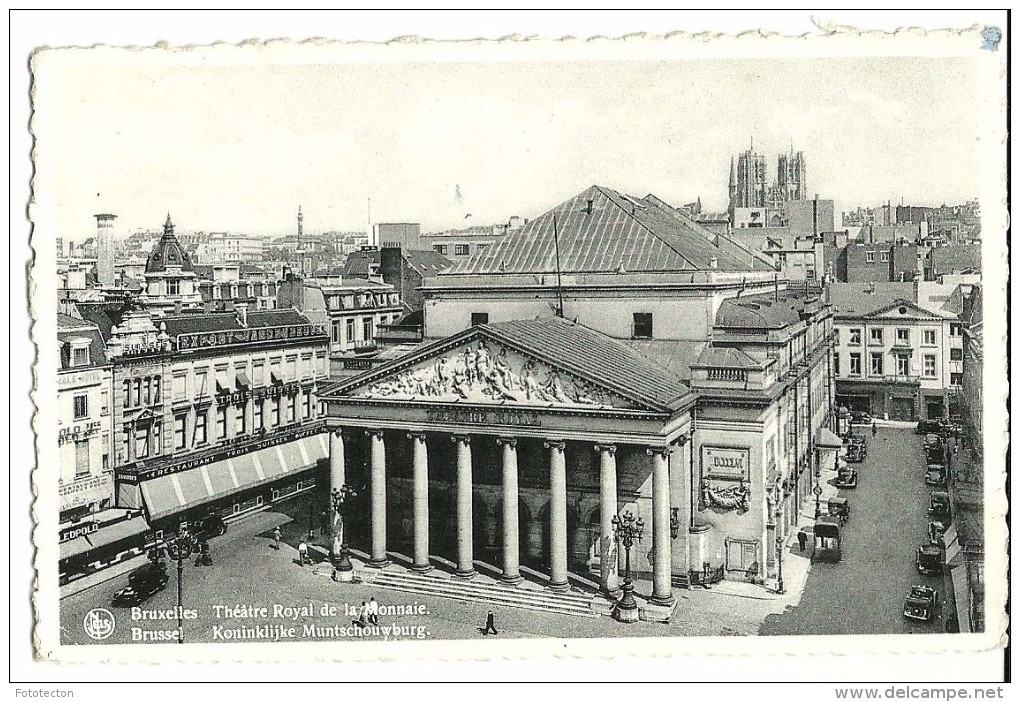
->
xmin=319 ymin=317 xmax=695 ymax=620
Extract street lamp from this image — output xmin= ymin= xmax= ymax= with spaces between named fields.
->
xmin=330 ymin=484 xmax=358 ymax=582
xmin=775 ymin=526 xmax=786 ymax=595
xmin=163 ymin=523 xmax=198 ymax=644
xmin=813 ymin=483 xmax=823 ymax=520
xmin=611 ymin=510 xmax=644 ymax=624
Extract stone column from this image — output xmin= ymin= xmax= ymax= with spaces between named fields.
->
xmin=496 ymin=437 xmax=522 ymax=585
xmin=452 ymin=435 xmax=475 ymax=578
xmin=408 ymin=433 xmax=431 ymax=573
xmin=648 ymin=446 xmax=675 ymax=606
xmin=545 ymin=440 xmax=569 ymax=592
xmin=365 ymin=429 xmax=388 ymax=568
xmin=594 ymin=444 xmax=620 ymax=597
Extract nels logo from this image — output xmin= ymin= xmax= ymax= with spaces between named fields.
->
xmin=83 ymin=608 xmax=116 ymax=640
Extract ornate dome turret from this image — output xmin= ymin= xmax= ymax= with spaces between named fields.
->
xmin=145 ymin=213 xmax=194 ymax=274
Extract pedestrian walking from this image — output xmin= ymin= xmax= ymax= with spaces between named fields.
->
xmin=358 ymin=601 xmax=369 ymax=628
xmin=298 ymin=540 xmax=308 ymax=566
xmin=367 ymin=596 xmax=379 ymax=624
xmin=481 ymin=609 xmax=498 ymax=636
xmin=797 ymin=530 xmax=808 ymax=552
xmin=871 ymin=421 xmax=877 ymax=437
xmin=273 ymin=527 xmax=282 ymax=550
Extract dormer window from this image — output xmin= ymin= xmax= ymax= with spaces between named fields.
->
xmin=68 ymin=338 xmax=91 ymax=367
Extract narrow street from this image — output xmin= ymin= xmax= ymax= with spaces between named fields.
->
xmin=760 ymin=426 xmax=948 ymax=636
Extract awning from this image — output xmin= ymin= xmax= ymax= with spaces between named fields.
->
xmin=943 ymin=523 xmax=962 ymax=565
xmin=141 ymin=435 xmax=326 ymax=521
xmin=59 ymin=515 xmax=151 ymax=561
xmin=236 ymin=372 xmax=251 ymax=390
xmin=816 ymin=428 xmax=843 ymax=450
xmin=950 ymin=564 xmax=973 ymax=633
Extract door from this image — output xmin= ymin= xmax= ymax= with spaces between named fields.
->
xmin=890 ymin=396 xmax=915 ymax=422
xmin=725 ymin=538 xmax=760 ymax=575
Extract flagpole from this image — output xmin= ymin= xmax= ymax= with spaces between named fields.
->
xmin=552 ymin=213 xmax=565 ymax=318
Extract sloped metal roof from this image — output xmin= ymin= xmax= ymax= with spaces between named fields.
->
xmin=448 ymin=185 xmax=751 ymax=276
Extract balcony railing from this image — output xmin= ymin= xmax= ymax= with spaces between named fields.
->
xmin=706 ymin=368 xmax=747 ymax=382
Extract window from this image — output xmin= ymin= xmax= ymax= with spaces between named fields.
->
xmin=950 ymin=323 xmax=962 ymax=337
xmin=271 ymin=398 xmax=281 ymax=427
xmin=172 ymin=372 xmax=188 ymax=401
xmin=833 ymin=328 xmax=840 ymax=344
xmin=174 ymin=415 xmax=187 ymax=450
xmin=849 ymin=328 xmax=861 ymax=345
xmin=833 ymin=353 xmax=840 ymax=375
xmin=167 ymin=279 xmax=180 ymax=296
xmin=75 ymin=440 xmax=90 ymax=479
xmin=253 ymin=362 xmax=265 ymax=387
xmin=328 ymin=296 xmax=340 ymax=311
xmin=286 ymin=355 xmax=298 ymax=381
xmin=346 ymin=318 xmax=356 ymax=343
xmin=287 ymin=395 xmax=296 ymax=423
xmin=880 ymin=251 xmax=890 ymax=262
xmin=254 ymin=400 xmax=264 ymax=431
xmin=896 ymin=354 xmax=910 ymax=376
xmin=363 ymin=318 xmax=374 ymax=342
xmin=896 ymin=328 xmax=910 ymax=346
xmin=433 ymin=244 xmax=448 ymax=255
xmin=152 ymin=376 xmax=161 ymax=403
xmin=216 ymin=406 xmax=228 ymax=439
xmin=869 ymin=328 xmax=883 ymax=345
xmin=236 ymin=405 xmax=246 ymax=435
xmin=471 ymin=312 xmax=489 ymax=327
xmin=318 ymin=401 xmax=326 ymax=417
xmin=72 ymin=345 xmax=90 ymax=367
xmin=302 ymin=393 xmax=311 ymax=419
xmin=454 ymin=244 xmax=470 ymax=256
xmin=950 ymin=347 xmax=963 ymax=361
xmin=632 ymin=313 xmax=653 ymax=339
xmin=194 ymin=411 xmax=208 ymax=446
xmin=849 ymin=353 xmax=861 ymax=376
xmin=122 ymin=379 xmax=131 ymax=407
xmin=865 ymin=251 xmax=875 ymax=263
xmin=923 ymin=354 xmax=937 ymax=378
xmin=331 ymin=321 xmax=342 ymax=344
xmin=951 ymin=372 xmax=963 ymax=387
xmin=135 ymin=425 xmax=149 ymax=459
xmin=194 ymin=369 xmax=209 ymax=397
xmin=73 ymin=394 xmax=88 ymax=420
xmin=152 ymin=422 xmax=161 ymax=455
xmin=923 ymin=329 xmax=937 ymax=346
xmin=870 ymin=352 xmax=884 ymax=376
xmin=133 ymin=378 xmax=142 ymax=406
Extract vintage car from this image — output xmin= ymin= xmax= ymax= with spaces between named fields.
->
xmin=827 ymin=497 xmax=850 ymax=524
xmin=925 ymin=445 xmax=946 ymax=466
xmin=924 ymin=464 xmax=947 ymax=487
xmin=850 ymin=411 xmax=872 ymax=425
xmin=916 ymin=543 xmax=943 ymax=576
xmin=915 ymin=419 xmax=942 ymax=435
xmin=928 ymin=491 xmax=952 ymax=522
xmin=835 ymin=467 xmax=858 ymax=489
xmin=192 ymin=514 xmax=228 ymax=540
xmin=812 ymin=517 xmax=843 ymax=563
xmin=112 ymin=561 xmax=169 ymax=607
xmin=844 ymin=444 xmax=866 ymax=463
xmin=903 ymin=585 xmax=939 ymax=621
xmin=924 ymin=433 xmax=944 ymax=451
xmin=928 ymin=520 xmax=947 ymax=546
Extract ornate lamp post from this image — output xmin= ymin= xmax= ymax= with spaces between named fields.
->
xmin=330 ymin=484 xmax=357 ymax=582
xmin=813 ymin=483 xmax=823 ymax=521
xmin=163 ymin=523 xmax=197 ymax=644
xmin=775 ymin=527 xmax=786 ymax=595
xmin=611 ymin=510 xmax=644 ymax=624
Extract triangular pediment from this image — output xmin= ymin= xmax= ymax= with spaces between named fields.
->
xmin=866 ymin=299 xmax=951 ymax=321
xmin=340 ymin=330 xmax=643 ymax=411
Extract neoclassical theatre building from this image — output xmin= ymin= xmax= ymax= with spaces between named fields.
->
xmin=320 ymin=186 xmax=835 ymax=620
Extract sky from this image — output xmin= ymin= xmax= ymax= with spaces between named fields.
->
xmin=40 ymin=54 xmax=988 ymax=240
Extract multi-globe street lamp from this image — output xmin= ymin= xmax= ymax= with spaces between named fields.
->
xmin=330 ymin=484 xmax=358 ymax=582
xmin=163 ymin=523 xmax=198 ymax=644
xmin=611 ymin=510 xmax=644 ymax=624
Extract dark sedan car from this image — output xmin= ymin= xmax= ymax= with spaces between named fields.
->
xmin=916 ymin=419 xmax=942 ymax=435
xmin=924 ymin=465 xmax=947 ymax=487
xmin=112 ymin=561 xmax=169 ymax=607
xmin=835 ymin=467 xmax=858 ymax=489
xmin=903 ymin=585 xmax=939 ymax=621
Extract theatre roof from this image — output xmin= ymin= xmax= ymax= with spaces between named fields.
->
xmin=715 ymin=290 xmax=825 ymax=329
xmin=447 ymin=185 xmax=751 ymax=276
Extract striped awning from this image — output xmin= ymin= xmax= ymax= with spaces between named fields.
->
xmin=141 ymin=434 xmax=328 ymax=521
xmin=59 ymin=516 xmax=151 ymax=561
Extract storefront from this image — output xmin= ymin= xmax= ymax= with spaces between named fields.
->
xmin=58 ymin=508 xmax=151 ymax=584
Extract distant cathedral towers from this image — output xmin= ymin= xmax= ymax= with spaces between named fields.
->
xmin=728 ymin=147 xmax=807 ymax=217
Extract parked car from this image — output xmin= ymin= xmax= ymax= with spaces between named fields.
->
xmin=923 ymin=433 xmax=944 ymax=450
xmin=928 ymin=491 xmax=952 ymax=522
xmin=192 ymin=514 xmax=227 ymax=540
xmin=928 ymin=520 xmax=947 ymax=546
xmin=850 ymin=411 xmax=872 ymax=425
xmin=835 ymin=467 xmax=859 ymax=489
xmin=844 ymin=444 xmax=866 ymax=463
xmin=916 ymin=419 xmax=942 ymax=435
xmin=924 ymin=464 xmax=947 ymax=487
xmin=916 ymin=544 xmax=943 ymax=576
xmin=925 ymin=446 xmax=946 ymax=466
xmin=112 ymin=561 xmax=169 ymax=607
xmin=903 ymin=585 xmax=939 ymax=621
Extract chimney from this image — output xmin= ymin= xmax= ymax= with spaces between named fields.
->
xmin=586 ymin=199 xmax=594 ymax=215
xmin=237 ymin=305 xmax=248 ymax=327
xmin=94 ymin=213 xmax=117 ymax=286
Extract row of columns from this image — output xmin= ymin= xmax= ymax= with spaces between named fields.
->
xmin=328 ymin=429 xmax=675 ymax=605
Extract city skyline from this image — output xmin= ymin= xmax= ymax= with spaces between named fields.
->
xmin=40 ymin=54 xmax=988 ymax=239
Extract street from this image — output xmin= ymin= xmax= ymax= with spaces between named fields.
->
xmin=760 ymin=426 xmax=949 ymax=636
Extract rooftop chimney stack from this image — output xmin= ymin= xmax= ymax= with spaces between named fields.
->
xmin=94 ymin=213 xmax=117 ymax=286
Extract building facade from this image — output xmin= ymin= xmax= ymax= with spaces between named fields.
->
xmin=830 ymin=284 xmax=961 ymax=421
xmin=139 ymin=214 xmax=204 ymax=314
xmin=105 ymin=307 xmax=331 ymax=530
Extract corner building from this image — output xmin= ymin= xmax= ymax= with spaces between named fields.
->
xmin=321 ymin=185 xmax=835 ymax=617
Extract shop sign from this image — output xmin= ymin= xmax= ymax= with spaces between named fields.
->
xmin=425 ymin=407 xmax=542 ymax=427
xmin=176 ymin=324 xmax=326 ymax=351
xmin=215 ymin=382 xmax=300 ymax=406
xmin=59 ymin=474 xmax=113 ymax=510
xmin=58 ymin=420 xmax=103 ymax=445
xmin=58 ymin=370 xmax=103 ymax=389
xmin=702 ymin=446 xmax=750 ymax=480
xmin=60 ymin=521 xmax=99 ymax=543
xmin=131 ymin=424 xmax=325 ymax=480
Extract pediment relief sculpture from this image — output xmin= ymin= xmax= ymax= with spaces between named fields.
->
xmin=355 ymin=340 xmax=631 ymax=409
